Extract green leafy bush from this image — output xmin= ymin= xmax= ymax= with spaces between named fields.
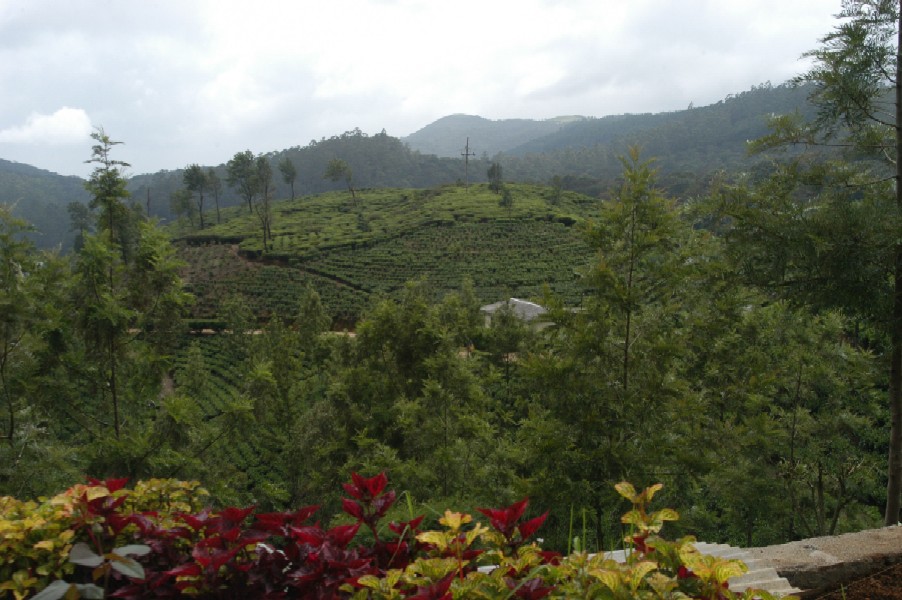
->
xmin=1 ymin=476 xmax=791 ymax=599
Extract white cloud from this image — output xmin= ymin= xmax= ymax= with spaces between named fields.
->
xmin=0 ymin=107 xmax=92 ymax=145
xmin=0 ymin=0 xmax=845 ymax=176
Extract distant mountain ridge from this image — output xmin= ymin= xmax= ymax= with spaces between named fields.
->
xmin=0 ymin=158 xmax=89 ymax=249
xmin=402 ymin=114 xmax=587 ymax=158
xmin=1 ymin=82 xmax=816 ymax=248
xmin=510 ymin=83 xmax=815 ymax=156
xmin=404 ymin=82 xmax=815 ymax=161
xmin=398 ymin=82 xmax=816 ymax=198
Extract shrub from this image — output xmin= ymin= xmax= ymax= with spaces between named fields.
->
xmin=1 ymin=475 xmax=789 ymax=599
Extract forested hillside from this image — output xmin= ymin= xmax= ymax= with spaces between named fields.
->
xmin=505 ymin=83 xmax=813 ymax=156
xmin=496 ymin=82 xmax=819 ymax=197
xmin=128 ymin=130 xmax=478 ymax=223
xmin=403 ymin=83 xmax=818 ymax=197
xmin=0 ymin=158 xmax=89 ymax=249
xmin=402 ymin=113 xmax=585 ymax=157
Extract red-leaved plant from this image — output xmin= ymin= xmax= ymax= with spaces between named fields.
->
xmin=17 ymin=476 xmax=771 ymax=599
xmin=52 ymin=473 xmax=437 ymax=598
xmin=476 ymin=498 xmax=548 ymax=557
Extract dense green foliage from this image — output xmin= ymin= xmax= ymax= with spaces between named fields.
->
xmin=721 ymin=0 xmax=902 ymax=525
xmin=0 ymin=131 xmax=192 ymax=499
xmin=179 ymin=150 xmax=882 ymax=550
xmin=0 ymin=133 xmax=889 ymax=564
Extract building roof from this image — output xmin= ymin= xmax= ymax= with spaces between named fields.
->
xmin=479 ymin=298 xmax=547 ymax=321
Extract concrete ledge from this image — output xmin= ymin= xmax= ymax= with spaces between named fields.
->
xmin=745 ymin=525 xmax=902 ymax=596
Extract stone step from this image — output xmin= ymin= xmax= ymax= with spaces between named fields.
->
xmin=740 ymin=559 xmax=770 ymax=571
xmin=733 ymin=579 xmax=801 ymax=594
xmin=693 ymin=542 xmax=802 ymax=597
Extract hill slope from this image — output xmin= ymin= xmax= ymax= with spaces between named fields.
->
xmin=127 ymin=130 xmax=481 ymax=223
xmin=402 ymin=114 xmax=586 ymax=158
xmin=0 ymin=158 xmax=89 ymax=249
xmin=175 ymin=183 xmax=597 ymax=326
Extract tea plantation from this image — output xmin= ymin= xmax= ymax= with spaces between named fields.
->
xmin=174 ymin=182 xmax=599 ymax=326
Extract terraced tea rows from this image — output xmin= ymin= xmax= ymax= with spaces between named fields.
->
xmin=179 ymin=244 xmax=368 ymax=325
xmin=175 ymin=183 xmax=600 ymax=326
xmin=172 ymin=335 xmax=282 ymax=498
xmin=302 ymin=220 xmax=594 ymax=304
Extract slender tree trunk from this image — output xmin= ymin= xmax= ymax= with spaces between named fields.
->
xmin=623 ymin=309 xmax=632 ymax=393
xmin=110 ymin=336 xmax=120 ymax=440
xmin=816 ymin=463 xmax=826 ymax=534
xmin=1 ymin=351 xmax=13 ymax=446
xmin=887 ymin=256 xmax=902 ymax=524
xmin=830 ymin=477 xmax=850 ymax=534
xmin=622 ymin=201 xmax=637 ymax=394
xmin=106 ymin=236 xmax=121 ymax=441
xmin=885 ymin=8 xmax=902 ymax=526
xmin=787 ymin=365 xmax=803 ymax=539
xmin=745 ymin=511 xmax=753 ymax=548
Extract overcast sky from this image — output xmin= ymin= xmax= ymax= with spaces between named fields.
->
xmin=0 ymin=0 xmax=842 ymax=178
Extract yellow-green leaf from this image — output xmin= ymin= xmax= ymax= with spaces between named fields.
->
xmin=438 ymin=510 xmax=471 ymax=531
xmin=464 ymin=523 xmax=488 ymax=546
xmin=629 ymin=560 xmax=659 ymax=589
xmin=620 ymin=509 xmax=643 ymax=526
xmin=84 ymin=487 xmax=109 ymax=502
xmin=416 ymin=531 xmax=448 ymax=550
xmin=638 ymin=483 xmax=664 ymax=504
xmin=588 ymin=567 xmax=624 ymax=591
xmin=355 ymin=574 xmax=382 ymax=589
xmin=713 ymin=560 xmax=747 ymax=583
xmin=614 ymin=482 xmax=637 ymax=502
xmin=653 ymin=508 xmax=679 ymax=522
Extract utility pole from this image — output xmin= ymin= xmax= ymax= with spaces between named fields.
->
xmin=461 ymin=137 xmax=475 ymax=190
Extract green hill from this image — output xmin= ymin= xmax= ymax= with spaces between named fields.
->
xmin=175 ymin=183 xmax=597 ymax=327
xmin=409 ymin=83 xmax=817 ymax=197
xmin=127 ymin=130 xmax=481 ymax=223
xmin=0 ymin=158 xmax=89 ymax=249
xmin=402 ymin=114 xmax=585 ymax=158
